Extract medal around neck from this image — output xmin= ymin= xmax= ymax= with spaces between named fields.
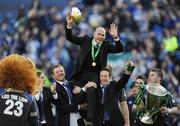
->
xmin=92 ymin=62 xmax=96 ymax=66
xmin=71 ymin=7 xmax=81 ymax=25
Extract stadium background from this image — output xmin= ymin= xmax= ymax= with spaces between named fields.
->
xmin=0 ymin=0 xmax=179 ymax=125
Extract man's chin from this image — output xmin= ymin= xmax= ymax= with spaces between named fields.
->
xmin=98 ymin=41 xmax=103 ymax=43
xmin=148 ymin=81 xmax=155 ymax=84
xmin=101 ymin=83 xmax=107 ymax=86
xmin=57 ymin=77 xmax=64 ymax=81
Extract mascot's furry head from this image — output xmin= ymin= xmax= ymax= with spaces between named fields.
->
xmin=0 ymin=54 xmax=38 ymax=95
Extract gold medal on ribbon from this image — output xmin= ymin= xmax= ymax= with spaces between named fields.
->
xmin=92 ymin=62 xmax=96 ymax=67
xmin=91 ymin=39 xmax=101 ymax=67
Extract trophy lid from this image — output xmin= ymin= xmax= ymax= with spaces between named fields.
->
xmin=146 ymin=83 xmax=167 ymax=96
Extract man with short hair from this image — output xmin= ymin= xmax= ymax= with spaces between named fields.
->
xmin=133 ymin=68 xmax=177 ymax=126
xmin=50 ymin=64 xmax=96 ymax=126
xmin=127 ymin=75 xmax=147 ymax=126
xmin=73 ymin=61 xmax=135 ymax=126
xmin=94 ymin=61 xmax=135 ymax=126
xmin=66 ymin=14 xmax=124 ymax=122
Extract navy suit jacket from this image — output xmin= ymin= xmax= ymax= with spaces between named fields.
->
xmin=53 ymin=81 xmax=79 ymax=126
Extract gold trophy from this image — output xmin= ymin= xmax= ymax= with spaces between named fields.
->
xmin=71 ymin=7 xmax=81 ymax=25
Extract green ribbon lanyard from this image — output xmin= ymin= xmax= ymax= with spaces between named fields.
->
xmin=91 ymin=39 xmax=101 ymax=61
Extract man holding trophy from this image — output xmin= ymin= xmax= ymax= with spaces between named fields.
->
xmin=133 ymin=68 xmax=177 ymax=126
xmin=65 ymin=7 xmax=124 ymax=122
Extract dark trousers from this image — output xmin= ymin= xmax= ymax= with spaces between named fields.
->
xmin=72 ymin=72 xmax=99 ymax=122
xmin=86 ymin=87 xmax=96 ymax=121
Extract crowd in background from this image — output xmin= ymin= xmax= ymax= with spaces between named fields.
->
xmin=0 ymin=0 xmax=180 ymax=125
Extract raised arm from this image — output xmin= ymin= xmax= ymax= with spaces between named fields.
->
xmin=109 ymin=23 xmax=118 ymax=39
xmin=65 ymin=14 xmax=84 ymax=45
xmin=107 ymin=23 xmax=124 ymax=53
xmin=114 ymin=61 xmax=135 ymax=92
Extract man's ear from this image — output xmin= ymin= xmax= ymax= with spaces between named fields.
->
xmin=93 ymin=32 xmax=96 ymax=38
xmin=157 ymin=77 xmax=162 ymax=83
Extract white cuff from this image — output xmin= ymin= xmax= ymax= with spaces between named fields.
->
xmin=35 ymin=91 xmax=41 ymax=101
xmin=67 ymin=25 xmax=72 ymax=29
xmin=167 ymin=108 xmax=171 ymax=114
xmin=78 ymin=105 xmax=80 ymax=110
xmin=53 ymin=93 xmax=58 ymax=99
xmin=114 ymin=37 xmax=120 ymax=41
xmin=82 ymin=87 xmax=87 ymax=92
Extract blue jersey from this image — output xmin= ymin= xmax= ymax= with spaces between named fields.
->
xmin=0 ymin=88 xmax=39 ymax=126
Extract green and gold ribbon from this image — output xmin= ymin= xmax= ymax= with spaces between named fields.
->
xmin=91 ymin=39 xmax=101 ymax=62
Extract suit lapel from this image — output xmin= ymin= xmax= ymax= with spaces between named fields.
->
xmin=97 ymin=87 xmax=103 ymax=104
xmin=85 ymin=38 xmax=92 ymax=59
xmin=56 ymin=81 xmax=73 ymax=104
xmin=99 ymin=41 xmax=107 ymax=66
xmin=56 ymin=82 xmax=68 ymax=98
xmin=79 ymin=38 xmax=92 ymax=66
xmin=87 ymin=38 xmax=92 ymax=52
xmin=99 ymin=42 xmax=103 ymax=62
xmin=103 ymin=85 xmax=112 ymax=104
xmin=42 ymin=88 xmax=46 ymax=106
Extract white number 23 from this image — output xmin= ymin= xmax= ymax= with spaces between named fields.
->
xmin=3 ymin=99 xmax=23 ymax=117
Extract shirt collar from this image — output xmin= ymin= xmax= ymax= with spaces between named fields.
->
xmin=100 ymin=84 xmax=108 ymax=88
xmin=92 ymin=39 xmax=101 ymax=46
xmin=56 ymin=80 xmax=67 ymax=85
